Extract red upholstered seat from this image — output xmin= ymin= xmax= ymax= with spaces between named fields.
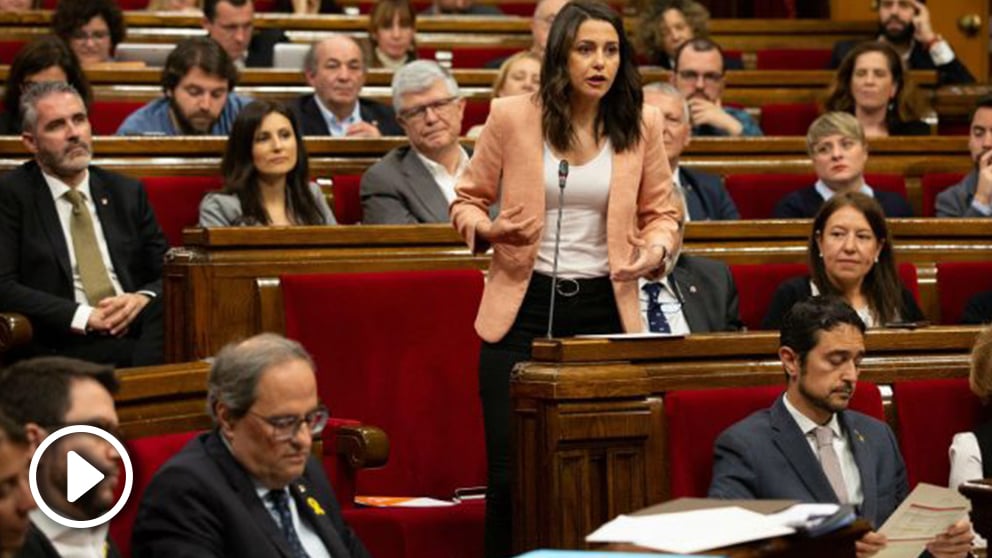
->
xmin=755 ymin=49 xmax=832 ymax=70
xmin=0 ymin=40 xmax=26 ymax=64
xmin=893 ymin=379 xmax=984 ymax=488
xmin=282 ymin=269 xmax=486 ymax=558
xmin=90 ymin=101 xmax=147 ymax=135
xmin=937 ymin=262 xmax=992 ymax=324
xmin=418 ymin=46 xmax=522 ymax=69
xmin=665 ymin=382 xmax=884 ymax=498
xmin=724 ymin=173 xmax=907 ymax=220
xmin=329 ymin=174 xmax=363 ymax=224
xmin=462 ymin=98 xmax=490 ymax=135
xmin=141 ymin=176 xmax=223 ymax=246
xmin=921 ymin=172 xmax=966 ymax=217
xmin=760 ymin=102 xmax=820 ymax=136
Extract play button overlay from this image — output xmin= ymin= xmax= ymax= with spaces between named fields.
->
xmin=29 ymin=424 xmax=134 ymax=529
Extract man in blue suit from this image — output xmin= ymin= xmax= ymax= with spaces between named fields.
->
xmin=643 ymin=82 xmax=739 ymax=221
xmin=709 ymin=296 xmax=973 ymax=558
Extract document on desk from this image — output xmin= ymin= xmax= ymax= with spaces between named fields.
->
xmin=876 ymin=482 xmax=970 ymax=558
xmin=586 ymin=506 xmax=794 ymax=553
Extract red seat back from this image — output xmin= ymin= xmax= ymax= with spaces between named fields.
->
xmin=922 ymin=172 xmax=966 ymax=217
xmin=282 ymin=270 xmax=486 ymax=498
xmin=418 ymin=46 xmax=521 ymax=69
xmin=755 ymin=49 xmax=832 ymax=70
xmin=730 ymin=263 xmax=807 ymax=330
xmin=462 ymin=98 xmax=491 ymax=135
xmin=893 ymin=379 xmax=984 ymax=488
xmin=725 ymin=173 xmax=907 ymax=220
xmin=330 ymin=174 xmax=363 ymax=224
xmin=937 ymin=262 xmax=992 ymax=324
xmin=141 ymin=176 xmax=222 ymax=246
xmin=90 ymin=101 xmax=147 ymax=135
xmin=666 ymin=382 xmax=884 ymax=498
xmin=0 ymin=40 xmax=26 ymax=64
xmin=760 ymin=102 xmax=820 ymax=136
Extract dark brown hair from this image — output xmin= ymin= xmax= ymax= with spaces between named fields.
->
xmin=220 ymin=101 xmax=326 ymax=226
xmin=368 ymin=0 xmax=417 ymax=58
xmin=161 ymin=37 xmax=239 ymax=94
xmin=635 ymin=0 xmax=710 ymax=63
xmin=541 ymin=0 xmax=642 ymax=154
xmin=0 ymin=357 xmax=118 ymax=429
xmin=3 ymin=36 xmax=92 ymax=130
xmin=52 ymin=0 xmax=126 ymax=54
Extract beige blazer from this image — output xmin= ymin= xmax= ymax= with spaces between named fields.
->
xmin=450 ymin=94 xmax=682 ymax=343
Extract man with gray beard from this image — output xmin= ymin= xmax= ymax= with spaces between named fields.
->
xmin=0 ymin=81 xmax=167 ymax=367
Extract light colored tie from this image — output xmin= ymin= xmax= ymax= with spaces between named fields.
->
xmin=814 ymin=425 xmax=849 ymax=504
xmin=63 ymin=189 xmax=115 ymax=305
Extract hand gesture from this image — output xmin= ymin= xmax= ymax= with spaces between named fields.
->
xmin=974 ymin=149 xmax=992 ymax=205
xmin=911 ymin=0 xmax=937 ymax=44
xmin=687 ymin=98 xmax=743 ymax=136
xmin=855 ymin=530 xmax=888 ymax=558
xmin=476 ymin=205 xmax=540 ymax=246
xmin=926 ymin=517 xmax=974 ymax=558
xmin=96 ymin=293 xmax=150 ymax=336
xmin=346 ymin=121 xmax=383 ymax=138
xmin=612 ymin=231 xmax=667 ymax=281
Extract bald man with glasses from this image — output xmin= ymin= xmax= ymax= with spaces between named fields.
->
xmin=132 ymin=333 xmax=370 ymax=558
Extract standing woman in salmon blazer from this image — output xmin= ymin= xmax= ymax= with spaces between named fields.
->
xmin=451 ymin=1 xmax=682 ymax=555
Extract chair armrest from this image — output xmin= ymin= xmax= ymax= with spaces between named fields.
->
xmin=0 ymin=312 xmax=32 ymax=353
xmin=335 ymin=423 xmax=390 ymax=470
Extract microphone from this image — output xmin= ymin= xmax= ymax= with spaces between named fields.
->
xmin=546 ymin=160 xmax=569 ymax=339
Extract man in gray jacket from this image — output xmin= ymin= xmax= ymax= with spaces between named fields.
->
xmin=936 ymin=96 xmax=992 ymax=217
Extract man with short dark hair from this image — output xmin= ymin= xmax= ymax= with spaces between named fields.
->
xmin=0 ymin=410 xmax=34 ymax=558
xmin=132 ymin=333 xmax=370 ymax=558
xmin=671 ymin=38 xmax=761 ymax=137
xmin=829 ymin=0 xmax=973 ymax=86
xmin=292 ymin=35 xmax=402 ymax=137
xmin=0 ymin=82 xmax=167 ymax=367
xmin=936 ymin=95 xmax=992 ymax=217
xmin=0 ymin=356 xmax=123 ymax=557
xmin=117 ymin=37 xmax=250 ymax=135
xmin=709 ymin=296 xmax=973 ymax=558
xmin=202 ymin=0 xmax=287 ymax=68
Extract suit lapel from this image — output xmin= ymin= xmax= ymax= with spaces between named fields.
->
xmin=841 ymin=411 xmax=877 ymax=524
xmin=670 ymin=264 xmax=705 ymax=332
xmin=31 ymin=167 xmax=73 ymax=286
xmin=289 ymin=478 xmax=350 ymax=557
xmin=400 ymin=149 xmax=450 ymax=222
xmin=679 ymin=168 xmax=707 ymax=220
xmin=770 ymin=396 xmax=840 ymax=504
xmin=204 ymin=433 xmax=294 ymax=558
xmin=305 ymin=97 xmax=331 ymax=136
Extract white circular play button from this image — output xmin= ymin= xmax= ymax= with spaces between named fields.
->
xmin=28 ymin=424 xmax=134 ymax=529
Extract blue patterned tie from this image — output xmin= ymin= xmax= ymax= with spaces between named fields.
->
xmin=268 ymin=489 xmax=310 ymax=558
xmin=642 ymin=282 xmax=671 ymax=333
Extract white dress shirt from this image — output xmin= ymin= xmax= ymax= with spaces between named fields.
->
xmin=30 ymin=510 xmax=111 ymax=558
xmin=255 ymin=485 xmax=332 ymax=558
xmin=314 ymin=96 xmax=363 ymax=137
xmin=637 ymin=276 xmax=690 ymax=334
xmin=413 ymin=145 xmax=470 ymax=205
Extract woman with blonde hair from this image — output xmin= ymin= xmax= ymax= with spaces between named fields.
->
xmin=467 ymin=51 xmax=541 ymax=138
xmin=950 ymin=327 xmax=992 ymax=489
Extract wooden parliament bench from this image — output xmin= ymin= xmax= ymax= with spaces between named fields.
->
xmin=511 ymin=328 xmax=980 ymax=551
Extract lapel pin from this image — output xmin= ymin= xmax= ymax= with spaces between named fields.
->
xmin=689 ymin=285 xmax=697 ymax=294
xmin=306 ymin=496 xmax=326 ymax=516
xmin=855 ymin=430 xmax=865 ymax=443
xmin=100 ymin=198 xmax=108 ymax=206
xmin=297 ymin=483 xmax=306 ymax=493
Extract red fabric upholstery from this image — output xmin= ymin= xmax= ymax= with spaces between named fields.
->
xmin=724 ymin=173 xmax=907 ymax=220
xmin=141 ymin=176 xmax=222 ymax=246
xmin=665 ymin=382 xmax=884 ymax=498
xmin=90 ymin=101 xmax=146 ymax=135
xmin=897 ymin=263 xmax=920 ymax=302
xmin=760 ymin=102 xmax=820 ymax=136
xmin=330 ymin=175 xmax=363 ymax=224
xmin=418 ymin=47 xmax=521 ymax=69
xmin=893 ymin=378 xmax=984 ymax=488
xmin=921 ymin=172 xmax=966 ymax=217
xmin=731 ymin=263 xmax=807 ymax=330
xmin=755 ymin=49 xmax=832 ymax=70
xmin=938 ymin=122 xmax=971 ymax=136
xmin=937 ymin=262 xmax=992 ymax=324
xmin=0 ymin=40 xmax=26 ymax=64
xmin=462 ymin=98 xmax=490 ymax=135
xmin=282 ymin=269 xmax=486 ymax=558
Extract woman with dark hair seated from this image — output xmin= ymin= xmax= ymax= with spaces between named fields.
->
xmin=52 ymin=0 xmax=126 ymax=67
xmin=0 ymin=36 xmax=92 ymax=135
xmin=368 ymin=0 xmax=417 ymax=69
xmin=199 ymin=101 xmax=337 ymax=226
xmin=824 ymin=41 xmax=929 ymax=138
xmin=763 ymin=191 xmax=923 ymax=329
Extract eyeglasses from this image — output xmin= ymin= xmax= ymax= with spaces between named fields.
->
xmin=399 ymin=96 xmax=459 ymax=122
xmin=676 ymin=70 xmax=723 ymax=84
xmin=70 ymin=30 xmax=110 ymax=42
xmin=246 ymin=405 xmax=329 ymax=442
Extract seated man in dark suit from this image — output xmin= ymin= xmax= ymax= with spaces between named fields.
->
xmin=643 ymin=82 xmax=739 ymax=221
xmin=829 ymin=0 xmax=973 ymax=86
xmin=202 ymin=0 xmax=287 ymax=68
xmin=0 ymin=82 xmax=167 ymax=367
xmin=773 ymin=112 xmax=913 ymax=219
xmin=936 ymin=95 xmax=992 ymax=218
xmin=0 ymin=410 xmax=34 ymax=558
xmin=361 ymin=60 xmax=468 ymax=224
xmin=962 ymin=291 xmax=992 ymax=325
xmin=709 ymin=296 xmax=973 ymax=558
xmin=640 ymin=188 xmax=742 ymax=334
xmin=132 ymin=333 xmax=370 ymax=558
xmin=292 ymin=35 xmax=402 ymax=137
xmin=0 ymin=356 xmax=125 ymax=557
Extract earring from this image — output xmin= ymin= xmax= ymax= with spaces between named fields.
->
xmin=874 ymin=256 xmax=879 ymax=264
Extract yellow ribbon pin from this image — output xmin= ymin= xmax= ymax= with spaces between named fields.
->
xmin=307 ymin=496 xmax=326 ymax=516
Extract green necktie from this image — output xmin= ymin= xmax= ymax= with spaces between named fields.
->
xmin=64 ymin=189 xmax=116 ymax=305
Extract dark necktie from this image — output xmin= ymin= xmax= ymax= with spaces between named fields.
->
xmin=642 ymin=282 xmax=671 ymax=333
xmin=268 ymin=489 xmax=311 ymax=558
xmin=63 ymin=189 xmax=116 ymax=305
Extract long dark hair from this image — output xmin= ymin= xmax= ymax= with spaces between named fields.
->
xmin=808 ymin=191 xmax=904 ymax=324
xmin=824 ymin=41 xmax=926 ymax=130
xmin=52 ymin=0 xmax=127 ymax=54
xmin=540 ymin=0 xmax=643 ymax=153
xmin=220 ymin=101 xmax=325 ymax=226
xmin=3 ymin=36 xmax=92 ymax=130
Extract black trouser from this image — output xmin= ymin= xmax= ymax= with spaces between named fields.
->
xmin=479 ymin=273 xmax=622 ymax=558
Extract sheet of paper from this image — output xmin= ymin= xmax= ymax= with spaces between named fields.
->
xmin=355 ymin=496 xmax=455 ymax=507
xmin=586 ymin=506 xmax=794 ymax=554
xmin=876 ymin=483 xmax=970 ymax=557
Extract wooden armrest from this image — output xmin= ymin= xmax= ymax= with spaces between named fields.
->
xmin=335 ymin=424 xmax=389 ymax=470
xmin=0 ymin=312 xmax=32 ymax=353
